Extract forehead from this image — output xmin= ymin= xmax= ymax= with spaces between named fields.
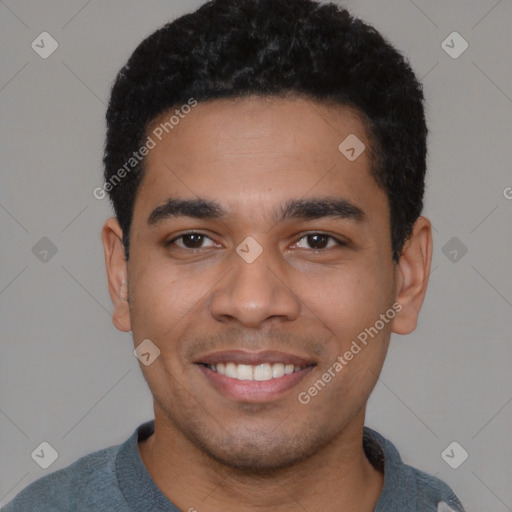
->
xmin=146 ymin=95 xmax=372 ymax=165
xmin=133 ymin=95 xmax=386 ymax=225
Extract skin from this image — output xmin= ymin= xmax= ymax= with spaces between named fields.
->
xmin=102 ymin=95 xmax=432 ymax=512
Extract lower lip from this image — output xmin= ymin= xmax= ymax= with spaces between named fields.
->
xmin=197 ymin=364 xmax=315 ymax=403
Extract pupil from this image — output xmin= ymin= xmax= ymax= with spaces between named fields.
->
xmin=184 ymin=234 xmax=203 ymax=248
xmin=181 ymin=234 xmax=329 ymax=249
xmin=309 ymin=234 xmax=327 ymax=249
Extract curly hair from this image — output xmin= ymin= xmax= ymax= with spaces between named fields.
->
xmin=103 ymin=0 xmax=428 ymax=263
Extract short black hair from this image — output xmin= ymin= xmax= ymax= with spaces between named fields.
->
xmin=103 ymin=0 xmax=427 ymax=263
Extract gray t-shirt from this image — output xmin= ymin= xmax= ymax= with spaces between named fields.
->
xmin=2 ymin=421 xmax=466 ymax=511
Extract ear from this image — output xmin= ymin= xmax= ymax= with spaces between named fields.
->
xmin=101 ymin=217 xmax=131 ymax=332
xmin=392 ymin=216 xmax=433 ymax=335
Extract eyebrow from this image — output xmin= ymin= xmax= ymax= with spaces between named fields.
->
xmin=147 ymin=196 xmax=366 ymax=226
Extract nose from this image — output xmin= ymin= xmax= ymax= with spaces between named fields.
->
xmin=209 ymin=241 xmax=301 ymax=328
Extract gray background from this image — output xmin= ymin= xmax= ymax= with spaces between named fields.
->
xmin=0 ymin=0 xmax=511 ymax=510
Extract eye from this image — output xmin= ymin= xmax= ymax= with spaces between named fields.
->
xmin=167 ymin=232 xmax=218 ymax=250
xmin=294 ymin=233 xmax=346 ymax=250
xmin=165 ymin=232 xmax=346 ymax=252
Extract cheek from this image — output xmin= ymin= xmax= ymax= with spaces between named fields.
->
xmin=304 ymin=265 xmax=392 ymax=338
xmin=129 ymin=263 xmax=198 ymax=342
xmin=301 ymin=263 xmax=394 ymax=398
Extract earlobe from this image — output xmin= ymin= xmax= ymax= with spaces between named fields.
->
xmin=392 ymin=216 xmax=433 ymax=335
xmin=101 ymin=217 xmax=132 ymax=332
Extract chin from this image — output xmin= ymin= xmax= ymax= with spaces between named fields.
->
xmin=189 ymin=427 xmax=330 ymax=474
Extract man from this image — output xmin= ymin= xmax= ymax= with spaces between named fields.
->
xmin=4 ymin=0 xmax=466 ymax=510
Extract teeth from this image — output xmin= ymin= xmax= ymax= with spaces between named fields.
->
xmin=210 ymin=362 xmax=304 ymax=381
xmin=225 ymin=362 xmax=237 ymax=378
xmin=272 ymin=363 xmax=285 ymax=378
xmin=254 ymin=364 xmax=272 ymax=381
xmin=237 ymin=364 xmax=254 ymax=380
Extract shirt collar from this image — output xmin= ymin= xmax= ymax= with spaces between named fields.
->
xmin=116 ymin=420 xmax=415 ymax=511
xmin=364 ymin=426 xmax=418 ymax=511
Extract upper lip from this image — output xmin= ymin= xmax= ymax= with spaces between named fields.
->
xmin=196 ymin=350 xmax=316 ymax=367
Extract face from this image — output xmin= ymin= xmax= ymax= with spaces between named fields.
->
xmin=103 ymin=95 xmax=428 ymax=471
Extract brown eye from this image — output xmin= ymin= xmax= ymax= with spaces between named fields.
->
xmin=167 ymin=233 xmax=217 ymax=249
xmin=295 ymin=233 xmax=345 ymax=250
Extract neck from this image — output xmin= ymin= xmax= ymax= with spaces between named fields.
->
xmin=139 ymin=406 xmax=383 ymax=512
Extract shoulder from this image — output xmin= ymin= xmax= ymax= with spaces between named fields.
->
xmin=363 ymin=427 xmax=465 ymax=512
xmin=2 ymin=444 xmax=124 ymax=512
xmin=405 ymin=464 xmax=466 ymax=511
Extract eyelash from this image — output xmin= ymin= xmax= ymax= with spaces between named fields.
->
xmin=165 ymin=232 xmax=347 ymax=251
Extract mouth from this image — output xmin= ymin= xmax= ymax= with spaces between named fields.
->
xmin=195 ymin=350 xmax=316 ymax=402
xmin=203 ymin=362 xmax=305 ymax=381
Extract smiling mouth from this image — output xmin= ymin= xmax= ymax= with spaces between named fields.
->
xmin=195 ymin=350 xmax=317 ymax=400
xmin=203 ymin=362 xmax=308 ymax=382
